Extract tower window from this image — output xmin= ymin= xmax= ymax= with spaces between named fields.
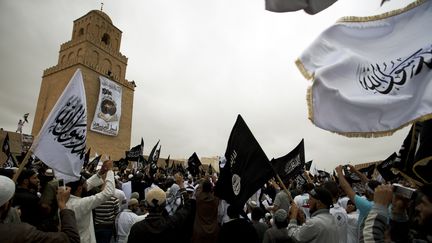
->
xmin=101 ymin=33 xmax=110 ymax=45
xmin=78 ymin=28 xmax=84 ymax=36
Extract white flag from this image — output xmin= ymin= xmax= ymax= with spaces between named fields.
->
xmin=32 ymin=69 xmax=87 ymax=182
xmin=296 ymin=0 xmax=432 ymax=137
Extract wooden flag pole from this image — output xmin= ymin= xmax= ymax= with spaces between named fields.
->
xmin=275 ymin=174 xmax=293 ymax=202
xmin=12 ymin=146 xmax=34 ymax=182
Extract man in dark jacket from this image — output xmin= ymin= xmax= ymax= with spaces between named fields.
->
xmin=192 ymin=179 xmax=219 ymax=243
xmin=12 ymin=169 xmax=41 ymax=227
xmin=127 ymin=173 xmax=193 ymax=243
xmin=0 ymin=175 xmax=80 ymax=243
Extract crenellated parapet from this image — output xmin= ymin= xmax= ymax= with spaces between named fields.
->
xmin=43 ymin=56 xmax=135 ymax=90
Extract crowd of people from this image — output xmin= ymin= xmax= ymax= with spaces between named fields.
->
xmin=0 ymin=159 xmax=431 ymax=243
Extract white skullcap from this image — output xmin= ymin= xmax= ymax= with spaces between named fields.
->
xmin=0 ymin=175 xmax=15 ymax=206
xmin=146 ymin=187 xmax=166 ymax=207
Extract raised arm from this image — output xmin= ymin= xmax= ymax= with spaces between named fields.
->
xmin=80 ymin=160 xmax=115 ymax=211
xmin=348 ymin=164 xmax=369 ymax=184
xmin=335 ymin=165 xmax=356 ymax=202
xmin=26 ymin=187 xmax=80 ymax=243
xmin=361 ymin=185 xmax=393 ymax=243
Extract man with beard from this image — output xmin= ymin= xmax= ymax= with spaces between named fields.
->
xmin=287 ymin=187 xmax=339 ymax=243
xmin=0 ymin=175 xmax=80 ymax=243
xmin=13 ymin=169 xmax=41 ymax=227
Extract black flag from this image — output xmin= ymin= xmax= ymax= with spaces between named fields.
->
xmin=208 ymin=164 xmax=214 ymax=175
xmin=153 ymin=145 xmax=161 ymax=164
xmin=147 ymin=141 xmax=160 ymax=176
xmin=343 ymin=166 xmax=361 ymax=184
xmin=147 ymin=140 xmax=160 ymax=163
xmin=215 ymin=115 xmax=273 ymax=209
xmin=165 ymin=155 xmax=170 ymax=168
xmin=82 ymin=148 xmax=91 ymax=168
xmin=23 ymin=113 xmax=29 ymax=123
xmin=377 ymin=153 xmax=399 ymax=182
xmin=270 ymin=139 xmax=305 ymax=184
xmin=395 ymin=119 xmax=432 ymax=185
xmin=359 ymin=164 xmax=376 ymax=179
xmin=293 ymin=173 xmax=308 ymax=189
xmin=2 ymin=154 xmax=17 ymax=168
xmin=2 ymin=133 xmax=10 ymax=155
xmin=187 ymin=152 xmax=202 ymax=177
xmin=114 ymin=158 xmax=129 ymax=171
xmin=87 ymin=154 xmax=102 ymax=173
xmin=305 ymin=160 xmax=313 ymax=171
xmin=125 ymin=138 xmax=144 ymax=161
xmin=1 ymin=133 xmax=17 ymax=168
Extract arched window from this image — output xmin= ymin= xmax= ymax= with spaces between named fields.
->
xmin=68 ymin=52 xmax=74 ymax=60
xmin=115 ymin=65 xmax=122 ymax=79
xmin=77 ymin=48 xmax=83 ymax=59
xmin=78 ymin=28 xmax=84 ymax=36
xmin=101 ymin=33 xmax=110 ymax=45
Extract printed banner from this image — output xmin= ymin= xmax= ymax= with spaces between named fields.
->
xmin=91 ymin=76 xmax=122 ymax=136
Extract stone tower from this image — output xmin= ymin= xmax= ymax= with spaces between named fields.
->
xmin=32 ymin=10 xmax=135 ymax=160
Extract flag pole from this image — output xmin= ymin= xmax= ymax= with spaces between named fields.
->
xmin=275 ymin=174 xmax=293 ymax=202
xmin=12 ymin=145 xmax=34 ymax=182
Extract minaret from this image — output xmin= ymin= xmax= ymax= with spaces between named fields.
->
xmin=32 ymin=10 xmax=135 ymax=159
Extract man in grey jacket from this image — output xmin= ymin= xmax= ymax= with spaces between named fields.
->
xmin=287 ymin=187 xmax=339 ymax=243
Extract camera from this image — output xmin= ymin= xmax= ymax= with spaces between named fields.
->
xmin=58 ymin=179 xmax=65 ymax=188
xmin=392 ymin=183 xmax=416 ymax=199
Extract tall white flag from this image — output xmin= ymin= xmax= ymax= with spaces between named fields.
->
xmin=32 ymin=69 xmax=87 ymax=182
xmin=296 ymin=0 xmax=432 ymax=137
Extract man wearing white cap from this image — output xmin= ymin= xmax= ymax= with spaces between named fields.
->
xmin=0 ymin=175 xmax=80 ymax=243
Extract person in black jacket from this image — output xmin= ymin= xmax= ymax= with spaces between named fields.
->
xmin=127 ymin=173 xmax=193 ymax=243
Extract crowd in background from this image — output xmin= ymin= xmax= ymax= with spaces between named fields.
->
xmin=0 ymin=158 xmax=431 ymax=243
